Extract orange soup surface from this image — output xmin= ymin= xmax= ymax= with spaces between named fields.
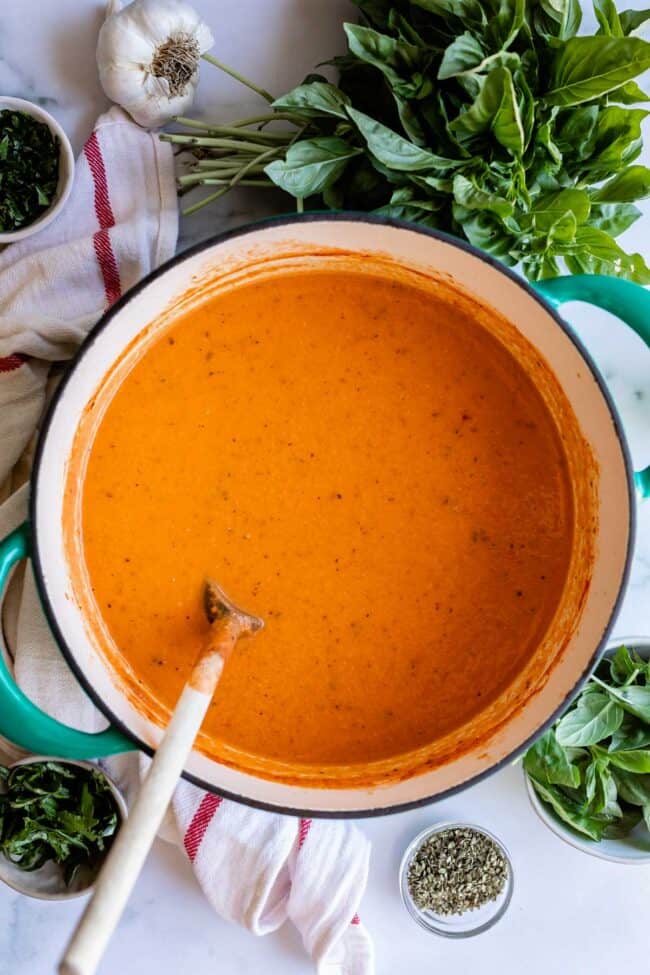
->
xmin=75 ymin=266 xmax=574 ymax=775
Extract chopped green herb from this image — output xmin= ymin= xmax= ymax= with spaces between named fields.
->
xmin=0 ymin=110 xmax=60 ymax=233
xmin=0 ymin=761 xmax=120 ymax=885
xmin=407 ymin=826 xmax=508 ymax=915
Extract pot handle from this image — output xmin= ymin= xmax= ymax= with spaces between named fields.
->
xmin=0 ymin=523 xmax=136 ymax=758
xmin=534 ymin=274 xmax=650 ymax=499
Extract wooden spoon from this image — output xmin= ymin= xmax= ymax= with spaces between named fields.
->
xmin=59 ymin=581 xmax=263 ymax=975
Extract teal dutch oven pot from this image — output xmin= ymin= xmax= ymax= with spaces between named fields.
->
xmin=0 ymin=214 xmax=648 ymax=816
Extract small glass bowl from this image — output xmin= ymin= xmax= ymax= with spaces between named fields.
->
xmin=399 ymin=822 xmax=514 ymax=937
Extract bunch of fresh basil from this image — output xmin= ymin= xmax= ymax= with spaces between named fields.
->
xmin=265 ymin=0 xmax=650 ymax=281
xmin=175 ymin=0 xmax=650 ymax=281
xmin=524 ymin=646 xmax=650 ymax=841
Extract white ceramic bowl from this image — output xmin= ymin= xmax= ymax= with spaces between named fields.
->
xmin=0 ymin=756 xmax=127 ymax=899
xmin=525 ymin=636 xmax=650 ymax=864
xmin=0 ymin=96 xmax=75 ymax=243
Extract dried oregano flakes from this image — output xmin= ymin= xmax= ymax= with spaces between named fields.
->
xmin=407 ymin=826 xmax=509 ymax=916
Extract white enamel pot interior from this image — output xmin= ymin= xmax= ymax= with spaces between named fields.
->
xmin=30 ymin=215 xmax=634 ymax=816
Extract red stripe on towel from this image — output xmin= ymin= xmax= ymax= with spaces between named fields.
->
xmin=83 ymin=131 xmax=121 ymax=306
xmin=184 ymin=794 xmax=223 ymax=862
xmin=0 ymin=354 xmax=25 ymax=372
xmin=298 ymin=818 xmax=312 ymax=849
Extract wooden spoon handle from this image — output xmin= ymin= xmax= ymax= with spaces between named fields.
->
xmin=59 ymin=675 xmax=219 ymax=975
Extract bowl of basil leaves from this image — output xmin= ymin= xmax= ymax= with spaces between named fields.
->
xmin=0 ymin=96 xmax=75 ymax=243
xmin=524 ymin=638 xmax=650 ymax=863
xmin=0 ymin=757 xmax=126 ymax=898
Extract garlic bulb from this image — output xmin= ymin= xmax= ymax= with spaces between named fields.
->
xmin=97 ymin=0 xmax=214 ymax=128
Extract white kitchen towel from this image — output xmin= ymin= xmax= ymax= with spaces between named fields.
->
xmin=0 ymin=107 xmax=373 ymax=975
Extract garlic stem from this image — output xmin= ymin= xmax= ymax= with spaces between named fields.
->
xmin=201 ymin=53 xmax=275 ymax=103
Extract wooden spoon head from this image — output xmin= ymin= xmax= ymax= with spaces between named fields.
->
xmin=203 ymin=579 xmax=264 ymax=635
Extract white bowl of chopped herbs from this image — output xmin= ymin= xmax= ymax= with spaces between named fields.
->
xmin=399 ymin=823 xmax=513 ymax=937
xmin=0 ymin=96 xmax=75 ymax=243
xmin=0 ymin=757 xmax=126 ymax=899
xmin=524 ymin=638 xmax=650 ymax=863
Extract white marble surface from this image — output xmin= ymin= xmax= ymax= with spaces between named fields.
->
xmin=1 ymin=1 xmax=650 ymax=973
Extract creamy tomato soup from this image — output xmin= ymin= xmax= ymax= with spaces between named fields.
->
xmin=66 ymin=260 xmax=578 ymax=783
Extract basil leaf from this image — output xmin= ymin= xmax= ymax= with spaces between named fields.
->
xmin=547 ymin=210 xmax=578 ymax=244
xmin=523 ymin=729 xmax=581 ymax=787
xmin=373 ymin=203 xmax=444 ymax=227
xmin=594 ymin=678 xmax=650 ymax=723
xmin=593 ymin=0 xmax=623 ymax=37
xmin=545 ymin=36 xmax=650 ymax=107
xmin=411 ymin=173 xmax=454 ymax=193
xmin=608 ymin=749 xmax=650 ymax=774
xmin=592 ymin=164 xmax=650 ymax=201
xmin=516 ymin=67 xmax=535 ymax=151
xmin=580 ymin=107 xmax=648 ymax=177
xmin=556 ymin=691 xmax=624 ymax=746
xmin=613 ymin=769 xmax=650 ymax=805
xmin=366 ymin=154 xmax=413 ymax=186
xmin=561 ymin=226 xmax=650 ymax=282
xmin=619 ymin=8 xmax=650 ymax=35
xmin=528 ymin=778 xmax=608 ymax=840
xmin=272 ymin=82 xmax=351 ymax=120
xmin=529 ymin=123 xmax=563 ymax=177
xmin=351 ymin=0 xmax=391 ymax=30
xmin=555 ymin=105 xmax=600 ymax=156
xmin=393 ymin=93 xmax=427 ymax=145
xmin=643 ymin=805 xmax=650 ymax=833
xmin=584 ymin=758 xmax=621 ymax=817
xmin=438 ymin=32 xmax=486 ymax=79
xmin=347 ymin=106 xmax=462 ymax=171
xmin=492 ymin=68 xmax=526 ymax=155
xmin=452 ymin=173 xmax=513 ymax=217
xmin=489 ymin=0 xmax=526 ymax=48
xmin=605 ymin=807 xmax=642 ymax=837
xmin=449 ymin=66 xmax=524 ymax=154
xmin=411 ymin=0 xmax=486 ymax=28
xmin=525 ymin=188 xmax=591 ymax=232
xmin=607 ymin=80 xmax=650 ymax=104
xmin=265 ymin=138 xmax=362 ymax=197
xmin=609 ymin=644 xmax=641 ymax=684
xmin=452 ymin=206 xmax=518 ymax=263
xmin=534 ymin=0 xmax=583 ymax=40
xmin=388 ymin=186 xmax=445 ymax=210
xmin=387 ymin=9 xmax=429 ymax=47
xmin=343 ymin=24 xmax=432 ymax=100
xmin=610 ymin=718 xmax=650 ymax=752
